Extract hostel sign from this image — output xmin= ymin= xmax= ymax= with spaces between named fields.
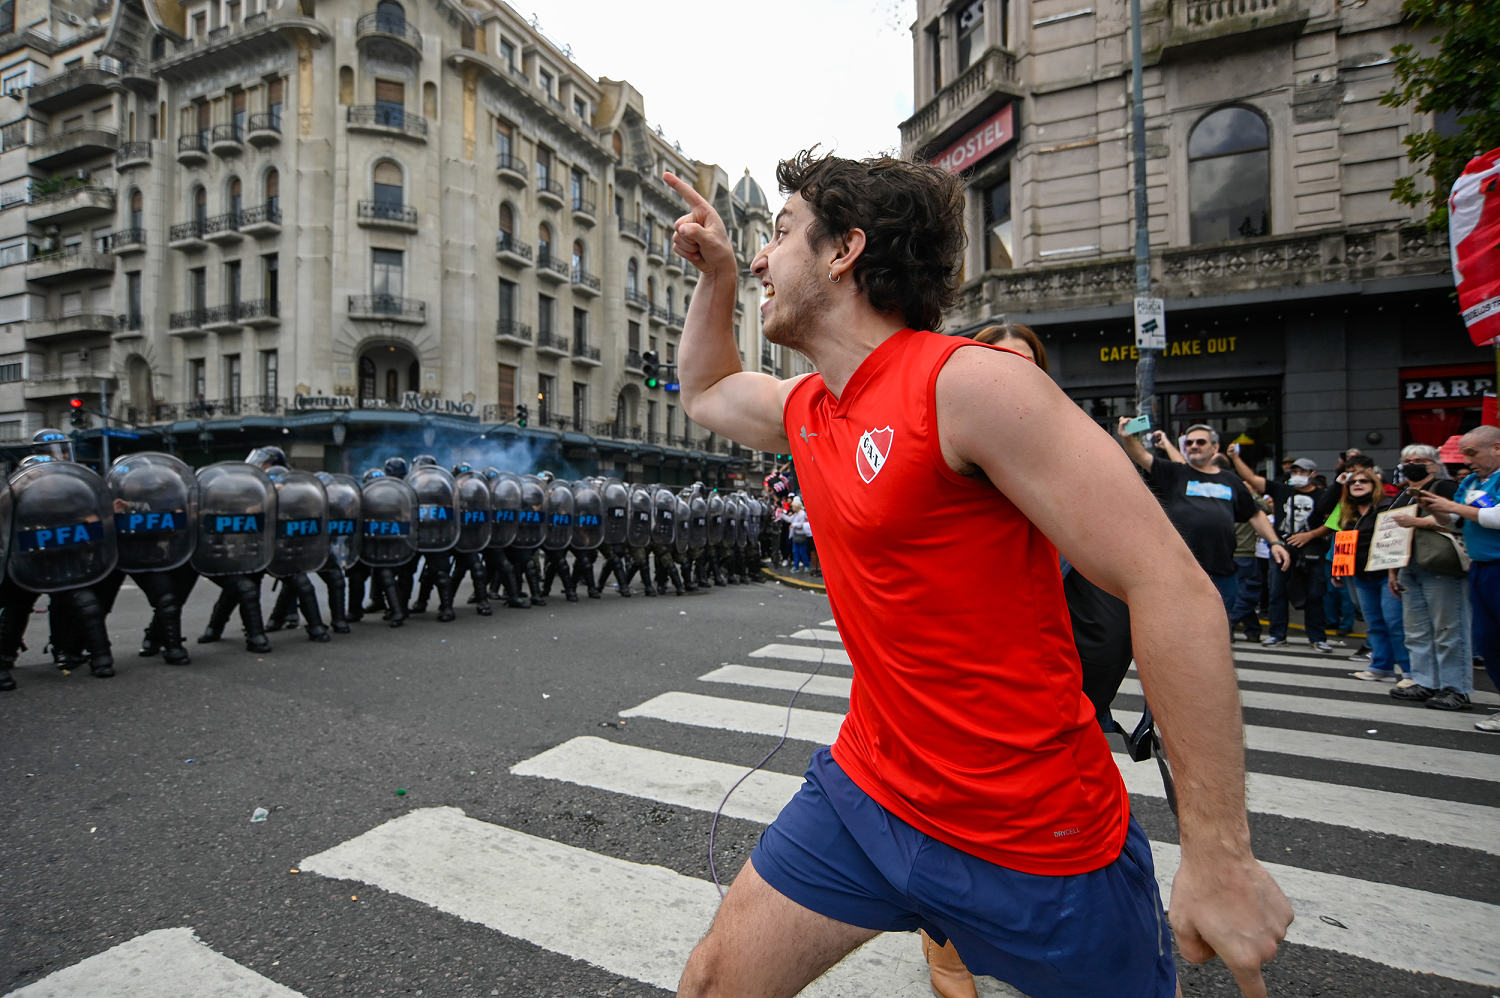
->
xmin=933 ymin=104 xmax=1015 ymax=173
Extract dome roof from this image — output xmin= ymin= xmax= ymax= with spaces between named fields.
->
xmin=734 ymin=169 xmax=768 ymax=210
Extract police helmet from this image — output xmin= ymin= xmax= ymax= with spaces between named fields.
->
xmin=32 ymin=427 xmax=73 ymax=462
xmin=452 ymin=461 xmax=474 ymax=476
xmin=482 ymin=466 xmax=502 ymax=481
xmin=383 ymin=456 xmax=409 ymax=479
xmin=246 ymin=445 xmax=287 ymax=469
xmin=18 ymin=454 xmax=55 ymax=469
xmin=537 ymin=470 xmax=555 ymax=484
xmin=411 ymin=454 xmax=438 ymax=469
xmin=362 ymin=468 xmax=387 ymax=484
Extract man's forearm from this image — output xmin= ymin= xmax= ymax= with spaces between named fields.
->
xmin=1248 ymin=511 xmax=1280 ymax=545
xmin=678 ymin=271 xmax=743 ymax=415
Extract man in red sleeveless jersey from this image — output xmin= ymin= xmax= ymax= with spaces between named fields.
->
xmin=664 ymin=152 xmax=1292 ymax=998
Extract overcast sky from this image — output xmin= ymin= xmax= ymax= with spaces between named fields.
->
xmin=525 ymin=0 xmax=918 ymax=203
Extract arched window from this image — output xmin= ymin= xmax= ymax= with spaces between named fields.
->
xmin=423 ymin=81 xmax=437 ymax=121
xmin=373 ymin=160 xmax=403 ymax=206
xmin=227 ymin=176 xmax=242 ymax=217
xmin=193 ymin=185 xmax=207 ymax=226
xmin=360 ymin=355 xmax=377 ymax=400
xmin=376 ymin=0 xmax=405 ymax=32
xmin=264 ymin=168 xmax=279 ymax=213
xmin=129 ymin=189 xmax=143 ymax=229
xmin=498 ymin=202 xmax=514 ymax=238
xmin=1188 ymin=106 xmax=1269 ymax=243
xmin=666 ymin=287 xmax=675 ymax=316
xmin=571 ymin=239 xmax=585 ymax=276
xmin=646 ymin=275 xmax=656 ymax=306
xmin=538 ymin=222 xmax=553 ymax=265
xmin=626 ymin=258 xmax=639 ymax=294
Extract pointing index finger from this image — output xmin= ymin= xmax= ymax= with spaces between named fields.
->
xmin=664 ymin=171 xmax=710 ymax=212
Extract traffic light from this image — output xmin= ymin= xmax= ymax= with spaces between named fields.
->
xmin=515 ymin=403 xmax=528 ymax=428
xmin=642 ymin=350 xmax=660 ymax=389
xmin=69 ymin=397 xmax=88 ymax=430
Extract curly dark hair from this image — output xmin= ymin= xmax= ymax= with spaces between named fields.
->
xmin=775 ymin=149 xmax=967 ymax=332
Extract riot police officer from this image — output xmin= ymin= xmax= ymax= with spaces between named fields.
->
xmin=193 ymin=453 xmax=278 ymax=652
xmin=104 ymin=451 xmax=199 ymax=666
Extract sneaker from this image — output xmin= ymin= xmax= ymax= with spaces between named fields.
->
xmin=1349 ymin=669 xmax=1399 ymax=682
xmin=1426 ymin=689 xmax=1472 ymax=711
xmin=1475 ymin=713 xmax=1500 ymax=733
xmin=1309 ymin=641 xmax=1335 ymax=654
xmin=1260 ymin=637 xmax=1288 ymax=648
xmin=1348 ymin=650 xmax=1372 ymax=663
xmin=1389 ymin=683 xmax=1436 ymax=701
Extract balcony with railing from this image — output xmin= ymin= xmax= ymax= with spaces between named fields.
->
xmin=24 ymin=367 xmax=117 ymax=401
xmin=24 ymin=245 xmax=115 ymax=284
xmin=665 ymin=244 xmax=684 ymax=274
xmin=496 ymin=320 xmax=533 ymax=346
xmin=110 ymin=227 xmax=147 ymax=255
xmin=356 ymin=11 xmax=423 ymax=59
xmin=30 ymin=127 xmax=119 ymax=170
xmin=648 ymin=304 xmax=670 ymax=326
xmin=348 ymin=294 xmax=426 ymax=324
xmin=624 ymin=289 xmax=648 ymax=312
xmin=357 ymin=199 xmax=418 ymax=231
xmin=235 ymin=298 xmax=281 ymax=327
xmin=570 ymin=340 xmax=602 ymax=367
xmin=202 ymin=302 xmax=242 ymax=331
xmin=247 ymin=112 xmax=282 ymax=147
xmin=26 ymin=62 xmax=119 ymax=113
xmin=535 ymin=330 xmax=570 ymax=357
xmin=618 ymin=218 xmax=648 ymax=245
xmin=761 ymin=346 xmax=775 ymax=371
xmin=168 ymin=218 xmax=208 ymax=250
xmin=624 ymin=349 xmax=643 ymax=372
xmin=536 ymin=178 xmax=565 ymax=208
xmin=169 ymin=308 xmax=207 ymax=334
xmin=28 ymin=311 xmax=116 ymax=341
xmin=203 ymin=209 xmax=243 ymax=244
xmin=646 ymin=237 xmax=665 ymax=264
xmin=177 ymin=131 xmax=209 ymax=166
xmin=346 ymin=105 xmax=428 ymax=142
xmin=899 ymin=45 xmax=1021 ymax=154
xmin=116 ymin=312 xmax=144 ymax=336
xmin=571 ymin=267 xmax=601 ymax=297
xmin=496 ymin=233 xmax=534 ymax=267
xmin=210 ymin=122 xmax=244 ymax=156
xmin=239 ymin=201 xmax=282 ymax=236
xmin=571 ymin=196 xmax=596 ymax=224
xmin=666 ymin=310 xmax=684 ymax=331
xmin=496 ymin=153 xmax=528 ymax=185
xmin=115 ymin=141 xmax=152 ymax=169
xmin=1163 ymin=0 xmax=1308 ymax=58
xmin=536 ymin=253 xmax=571 ymax=284
xmin=26 ymin=184 xmax=115 ymax=227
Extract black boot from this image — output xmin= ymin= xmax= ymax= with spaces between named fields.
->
xmin=382 ymin=573 xmax=406 ymax=628
xmin=199 ymin=587 xmax=236 ymax=643
xmin=436 ymin=572 xmax=457 ymax=623
xmin=265 ymin=583 xmax=298 ymax=632
xmin=139 ymin=620 xmax=162 ymax=657
xmin=327 ymin=576 xmax=350 ymax=634
xmin=236 ymin=580 xmax=272 ymax=653
xmin=0 ymin=666 xmax=14 ymax=692
xmin=524 ymin=556 xmax=546 ymax=606
xmin=70 ymin=589 xmax=115 ymax=678
xmin=160 ymin=605 xmax=190 ymax=666
xmin=293 ymin=577 xmax=330 ymax=642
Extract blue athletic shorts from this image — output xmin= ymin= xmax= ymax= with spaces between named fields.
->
xmin=750 ymin=747 xmax=1177 ymax=998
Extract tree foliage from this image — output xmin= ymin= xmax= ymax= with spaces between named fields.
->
xmin=1380 ymin=0 xmax=1500 ymax=228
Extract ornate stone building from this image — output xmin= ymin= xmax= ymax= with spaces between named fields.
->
xmin=0 ymin=0 xmax=788 ymax=481
xmin=903 ymin=0 xmax=1484 ymax=470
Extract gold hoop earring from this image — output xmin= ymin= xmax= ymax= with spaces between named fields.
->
xmin=828 ymin=271 xmax=840 ymax=284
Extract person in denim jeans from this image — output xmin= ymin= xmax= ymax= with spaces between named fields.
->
xmin=1339 ymin=470 xmax=1410 ymax=681
xmin=1385 ymin=445 xmax=1472 ymax=710
xmin=788 ymin=498 xmax=812 ymax=572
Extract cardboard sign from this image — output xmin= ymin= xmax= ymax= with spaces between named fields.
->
xmin=1331 ymin=530 xmax=1359 ymax=578
xmin=1364 ymin=510 xmax=1413 ymax=572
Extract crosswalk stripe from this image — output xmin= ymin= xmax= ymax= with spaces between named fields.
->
xmin=1207 ymin=664 xmax=1496 ymax=706
xmin=750 ymin=642 xmax=852 ymax=666
xmin=298 ymin=806 xmax=1020 ymax=997
xmin=2 ymin=927 xmax=305 ymax=998
xmin=818 ymin=618 xmax=837 ymax=627
xmin=1117 ymin=677 xmax=1483 ymax=732
xmin=635 ymin=682 xmax=1499 ymax=855
xmin=508 ymin=738 xmax=1500 ymax=988
xmin=701 ymin=665 xmax=1500 ymax=784
xmin=789 ymin=628 xmax=845 ymax=643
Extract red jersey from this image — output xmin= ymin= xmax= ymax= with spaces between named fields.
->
xmin=782 ymin=329 xmax=1129 ymax=875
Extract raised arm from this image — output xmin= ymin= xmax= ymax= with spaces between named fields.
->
xmin=939 ymin=347 xmax=1292 ymax=998
xmin=1115 ymin=417 xmax=1155 ymax=471
xmin=1226 ymin=444 xmax=1268 ymax=495
xmin=665 ymin=172 xmax=797 ymax=454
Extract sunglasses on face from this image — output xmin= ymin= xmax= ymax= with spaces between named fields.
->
xmin=1184 ymin=439 xmax=1212 ymax=447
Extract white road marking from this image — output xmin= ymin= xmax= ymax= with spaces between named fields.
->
xmin=509 ymin=740 xmax=1500 ymax=988
xmin=298 ymin=806 xmax=1019 ymax=997
xmin=1117 ymin=677 xmax=1483 ymax=733
xmin=749 ymin=642 xmax=852 ymax=666
xmin=3 ymin=927 xmax=304 ymax=998
xmin=789 ymin=628 xmax=845 ymax=643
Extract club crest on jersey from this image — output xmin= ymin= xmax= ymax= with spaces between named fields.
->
xmin=856 ymin=427 xmax=893 ymax=483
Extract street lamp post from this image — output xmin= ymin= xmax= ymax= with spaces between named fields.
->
xmin=1130 ymin=0 xmax=1158 ymax=431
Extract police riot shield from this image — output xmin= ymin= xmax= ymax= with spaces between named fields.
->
xmin=652 ymin=486 xmax=678 ymax=548
xmin=0 ymin=476 xmax=12 ymax=585
xmin=600 ymin=479 xmax=630 ymax=546
xmin=7 ymin=461 xmax=116 ymax=592
xmin=673 ymin=496 xmax=691 ymax=556
xmin=707 ymin=493 xmax=726 ymax=545
xmin=454 ymin=472 xmax=493 ymax=554
xmin=409 ymin=464 xmax=459 ymax=553
xmin=360 ymin=475 xmax=418 ymax=566
xmin=487 ymin=471 xmax=522 ymax=550
xmin=319 ymin=472 xmax=362 ymax=571
xmin=627 ymin=484 xmax=654 ymax=548
xmin=105 ymin=451 xmax=197 ymax=573
xmin=191 ymin=461 xmax=276 ymax=577
xmin=542 ymin=479 xmax=574 ymax=552
xmin=688 ymin=494 xmax=709 ymax=549
xmin=571 ymin=479 xmax=604 ymax=552
xmin=746 ymin=498 xmax=766 ymax=550
xmin=268 ymin=470 xmax=329 ymax=579
xmin=511 ymin=474 xmax=547 ymax=550
xmin=724 ymin=494 xmax=744 ymax=549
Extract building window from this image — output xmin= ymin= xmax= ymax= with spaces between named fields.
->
xmin=499 ymin=38 xmax=516 ymax=71
xmin=373 ymin=159 xmax=403 ymax=206
xmin=627 ymin=320 xmax=640 ymax=351
xmin=571 ymin=239 xmax=586 ymax=277
xmin=647 ymin=398 xmax=658 ymax=435
xmin=231 ymin=89 xmax=246 ymax=135
xmin=189 ymin=267 xmax=207 ymax=311
xmin=926 ymin=21 xmax=941 ymax=93
xmin=538 ymin=222 xmax=553 ymax=266
xmin=499 ymin=278 xmax=516 ymax=327
xmin=955 ymin=0 xmax=984 ymax=73
xmin=626 ymin=258 xmax=639 ymax=294
xmin=193 ymin=185 xmax=207 ymax=227
xmin=267 ymin=76 xmax=284 ymax=128
xmin=224 ymin=259 xmax=241 ymax=307
xmin=497 ymin=362 xmax=515 ymax=411
xmin=538 ymin=373 xmax=554 ymax=423
xmin=263 ymin=252 xmax=278 ymax=301
xmin=190 ymin=358 xmax=206 ymax=401
xmin=130 ymin=189 xmax=144 ymax=229
xmin=572 ymin=381 xmax=588 ymax=427
xmin=126 ymin=272 xmax=142 ymax=325
xmin=261 ymin=349 xmax=278 ymax=398
xmin=227 ymin=176 xmax=242 ymax=218
xmin=0 ymin=362 xmax=22 ymax=382
xmin=570 ymin=167 xmax=586 ymax=211
xmin=1188 ymin=106 xmax=1270 ymax=243
xmin=375 ymin=0 xmax=406 ymax=33
xmin=372 ymin=248 xmax=403 ymax=298
xmin=374 ymin=79 xmax=405 ymax=127
xmin=264 ymin=168 xmax=279 ymax=213
xmin=495 ymin=118 xmax=514 ymax=159
xmin=574 ymin=97 xmax=587 ymax=121
xmin=983 ymin=174 xmax=1013 ymax=270
xmin=539 ymin=67 xmax=553 ymax=96
xmin=225 ymin=354 xmax=242 ymax=405
xmin=667 ymin=404 xmax=676 ymax=442
xmin=538 ymin=293 xmax=554 ymax=337
xmin=536 ymin=145 xmax=553 ymax=188
xmin=572 ymin=306 xmax=588 ymax=347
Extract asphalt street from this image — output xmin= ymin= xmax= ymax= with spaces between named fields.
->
xmin=2 ymin=571 xmax=1497 ymax=997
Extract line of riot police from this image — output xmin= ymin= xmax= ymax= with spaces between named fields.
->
xmin=0 ymin=433 xmax=774 ymax=692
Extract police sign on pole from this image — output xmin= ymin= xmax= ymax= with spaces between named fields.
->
xmin=1134 ymin=297 xmax=1166 ymax=350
